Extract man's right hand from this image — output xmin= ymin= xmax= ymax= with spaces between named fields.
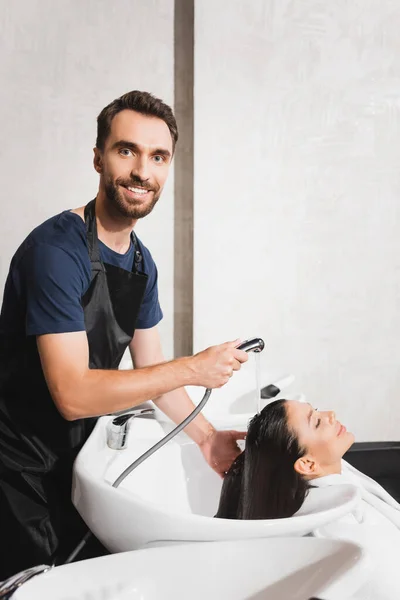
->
xmin=188 ymin=340 xmax=249 ymax=389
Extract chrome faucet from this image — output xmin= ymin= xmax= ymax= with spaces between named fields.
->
xmin=0 ymin=564 xmax=52 ymax=598
xmin=107 ymin=407 xmax=155 ymax=450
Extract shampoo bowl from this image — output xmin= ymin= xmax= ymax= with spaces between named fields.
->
xmin=72 ymin=414 xmax=359 ymax=553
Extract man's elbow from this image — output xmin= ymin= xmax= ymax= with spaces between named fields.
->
xmin=49 ymin=382 xmax=86 ymax=421
xmin=54 ymin=394 xmax=83 ymax=421
xmin=59 ymin=405 xmax=82 ymax=421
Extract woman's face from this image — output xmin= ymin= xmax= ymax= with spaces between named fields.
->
xmin=285 ymin=400 xmax=355 ymax=477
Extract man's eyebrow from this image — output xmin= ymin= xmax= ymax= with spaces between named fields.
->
xmin=111 ymin=140 xmax=139 ymax=151
xmin=111 ymin=140 xmax=171 ymax=158
xmin=153 ymin=147 xmax=172 ymax=158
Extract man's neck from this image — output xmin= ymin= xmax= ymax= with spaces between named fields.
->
xmin=95 ymin=191 xmax=137 ymax=255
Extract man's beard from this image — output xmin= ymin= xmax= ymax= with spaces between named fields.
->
xmin=104 ymin=175 xmax=160 ymax=219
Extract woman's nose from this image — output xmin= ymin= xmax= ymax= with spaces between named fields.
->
xmin=328 ymin=410 xmax=336 ymax=424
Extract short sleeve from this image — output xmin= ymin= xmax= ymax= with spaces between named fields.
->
xmin=21 ymin=243 xmax=87 ymax=336
xmin=135 ymin=247 xmax=163 ymax=329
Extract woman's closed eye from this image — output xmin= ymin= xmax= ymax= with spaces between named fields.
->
xmin=314 ymin=408 xmax=321 ymax=429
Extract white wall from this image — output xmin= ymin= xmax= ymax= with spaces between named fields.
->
xmin=0 ymin=0 xmax=175 ymax=358
xmin=194 ymin=0 xmax=400 ymax=440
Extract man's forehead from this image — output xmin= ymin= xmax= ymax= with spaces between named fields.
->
xmin=108 ymin=109 xmax=173 ymax=151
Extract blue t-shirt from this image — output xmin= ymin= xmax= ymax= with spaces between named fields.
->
xmin=0 ymin=210 xmax=163 ymax=337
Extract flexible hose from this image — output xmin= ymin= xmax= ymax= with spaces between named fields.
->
xmin=112 ymin=388 xmax=212 ymax=488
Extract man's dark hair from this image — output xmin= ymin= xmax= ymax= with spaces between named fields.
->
xmin=96 ymin=90 xmax=178 ymax=152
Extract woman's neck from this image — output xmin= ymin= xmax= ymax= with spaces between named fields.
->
xmin=314 ymin=461 xmax=342 ymax=479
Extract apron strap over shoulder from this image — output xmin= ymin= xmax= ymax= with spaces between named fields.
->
xmin=131 ymin=231 xmax=143 ymax=273
xmin=84 ymin=199 xmax=105 ymax=274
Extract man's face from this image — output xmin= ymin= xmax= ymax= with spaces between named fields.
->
xmin=94 ymin=109 xmax=173 ymax=219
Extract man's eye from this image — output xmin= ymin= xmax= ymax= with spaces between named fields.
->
xmin=119 ymin=148 xmax=132 ymax=157
xmin=153 ymin=155 xmax=164 ymax=163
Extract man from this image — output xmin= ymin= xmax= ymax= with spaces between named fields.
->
xmin=0 ymin=90 xmax=248 ymax=578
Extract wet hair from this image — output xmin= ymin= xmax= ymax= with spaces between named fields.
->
xmin=96 ymin=90 xmax=178 ymax=152
xmin=215 ymin=399 xmax=311 ymax=520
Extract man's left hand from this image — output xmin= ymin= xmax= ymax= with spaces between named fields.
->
xmin=199 ymin=429 xmax=246 ymax=477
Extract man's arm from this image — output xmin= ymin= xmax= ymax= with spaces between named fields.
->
xmin=130 ymin=327 xmax=248 ymax=476
xmin=129 ymin=327 xmax=215 ymax=445
xmin=37 ymin=331 xmax=247 ymax=421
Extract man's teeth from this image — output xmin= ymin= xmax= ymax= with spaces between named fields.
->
xmin=127 ymin=187 xmax=148 ymax=195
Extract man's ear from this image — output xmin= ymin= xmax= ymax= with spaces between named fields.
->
xmin=93 ymin=148 xmax=103 ymax=174
xmin=294 ymin=455 xmax=320 ymax=478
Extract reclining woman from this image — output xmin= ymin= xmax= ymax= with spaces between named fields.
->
xmin=216 ymin=399 xmax=400 ymax=599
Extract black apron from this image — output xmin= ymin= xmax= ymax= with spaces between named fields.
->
xmin=0 ymin=199 xmax=148 ymax=578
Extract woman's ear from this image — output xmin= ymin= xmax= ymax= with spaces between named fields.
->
xmin=294 ymin=455 xmax=320 ymax=478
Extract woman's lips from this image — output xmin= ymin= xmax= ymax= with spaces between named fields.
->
xmin=337 ymin=423 xmax=346 ymax=436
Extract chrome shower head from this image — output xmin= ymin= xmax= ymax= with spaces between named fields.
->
xmin=237 ymin=337 xmax=265 ymax=353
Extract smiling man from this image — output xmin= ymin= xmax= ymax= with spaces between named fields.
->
xmin=0 ymin=91 xmax=248 ymax=578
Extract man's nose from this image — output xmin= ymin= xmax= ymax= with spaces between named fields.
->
xmin=131 ymin=156 xmax=150 ymax=182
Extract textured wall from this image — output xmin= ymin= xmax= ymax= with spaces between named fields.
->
xmin=0 ymin=0 xmax=175 ymax=358
xmin=194 ymin=0 xmax=400 ymax=440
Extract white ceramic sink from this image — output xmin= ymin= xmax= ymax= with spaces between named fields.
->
xmin=14 ymin=537 xmax=366 ymax=600
xmin=72 ymin=412 xmax=359 ymax=552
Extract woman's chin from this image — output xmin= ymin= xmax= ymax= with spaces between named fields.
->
xmin=344 ymin=431 xmax=355 ymax=451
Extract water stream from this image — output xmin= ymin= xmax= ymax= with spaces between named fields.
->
xmin=255 ymin=351 xmax=262 ymax=413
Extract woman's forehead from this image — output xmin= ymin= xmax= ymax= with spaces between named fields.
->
xmin=286 ymin=400 xmax=311 ymax=421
